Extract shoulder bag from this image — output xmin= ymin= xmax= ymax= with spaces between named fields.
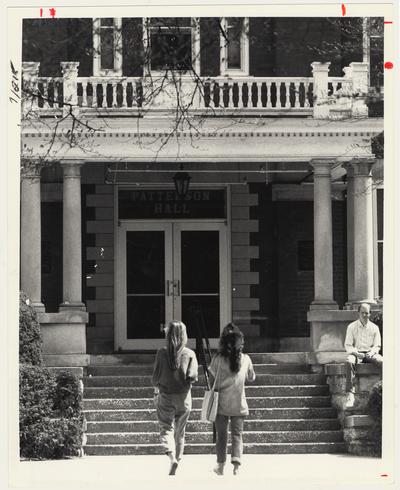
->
xmin=200 ymin=356 xmax=221 ymax=422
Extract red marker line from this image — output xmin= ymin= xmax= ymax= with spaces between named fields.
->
xmin=341 ymin=4 xmax=346 ymax=16
xmin=384 ymin=21 xmax=393 ymax=24
xmin=381 ymin=474 xmax=389 ymax=477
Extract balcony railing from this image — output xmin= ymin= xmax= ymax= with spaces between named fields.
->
xmin=22 ymin=61 xmax=370 ymax=119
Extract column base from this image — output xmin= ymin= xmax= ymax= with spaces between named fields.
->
xmin=59 ymin=302 xmax=86 ymax=312
xmin=309 ymin=300 xmax=338 ymax=311
xmin=32 ymin=302 xmax=46 ymax=313
xmin=345 ymin=299 xmax=377 ymax=310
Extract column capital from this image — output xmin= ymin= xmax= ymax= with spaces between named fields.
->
xmin=61 ymin=160 xmax=85 ymax=178
xmin=310 ymin=158 xmax=335 ymax=176
xmin=21 ymin=160 xmax=42 ymax=180
xmin=22 ymin=61 xmax=40 ymax=79
xmin=347 ymin=157 xmax=376 ymax=177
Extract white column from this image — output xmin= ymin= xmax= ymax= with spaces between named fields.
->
xmin=344 ymin=163 xmax=355 ymax=304
xmin=60 ymin=161 xmax=85 ymax=310
xmin=310 ymin=159 xmax=338 ymax=310
xmin=351 ymin=158 xmax=375 ymax=302
xmin=311 ymin=62 xmax=330 ymax=118
xmin=20 ymin=164 xmax=45 ymax=311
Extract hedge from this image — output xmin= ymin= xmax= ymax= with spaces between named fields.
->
xmin=367 ymin=380 xmax=382 ymax=457
xmin=19 ymin=292 xmax=84 ymax=459
xmin=19 ymin=292 xmax=42 ymax=366
xmin=20 ymin=367 xmax=84 ymax=459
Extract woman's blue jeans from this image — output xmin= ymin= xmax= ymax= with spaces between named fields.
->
xmin=215 ymin=414 xmax=245 ymax=465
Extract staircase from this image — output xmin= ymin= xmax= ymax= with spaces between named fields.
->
xmin=83 ymin=353 xmax=347 ymax=455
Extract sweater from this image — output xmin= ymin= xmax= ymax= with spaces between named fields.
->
xmin=152 ymin=347 xmax=198 ymax=394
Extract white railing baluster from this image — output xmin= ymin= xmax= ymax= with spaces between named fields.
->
xmin=294 ymin=82 xmax=300 ymax=108
xmin=265 ymin=81 xmax=271 ymax=108
xmin=121 ymin=81 xmax=128 ymax=108
xmin=237 ymin=82 xmax=244 ymax=108
xmin=285 ymin=82 xmax=290 ymax=108
xmin=113 ymin=81 xmax=118 ymax=107
xmin=101 ymin=82 xmax=108 ymax=108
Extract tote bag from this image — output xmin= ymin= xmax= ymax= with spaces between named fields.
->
xmin=200 ymin=357 xmax=221 ymax=422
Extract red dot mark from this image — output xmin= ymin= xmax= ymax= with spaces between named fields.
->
xmin=39 ymin=8 xmax=43 ymax=17
xmin=381 ymin=474 xmax=389 ymax=477
xmin=341 ymin=4 xmax=346 ymax=16
xmin=49 ymin=7 xmax=56 ymax=18
xmin=384 ymin=62 xmax=393 ymax=69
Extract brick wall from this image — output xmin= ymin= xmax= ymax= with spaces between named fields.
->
xmin=276 ymin=201 xmax=346 ymax=337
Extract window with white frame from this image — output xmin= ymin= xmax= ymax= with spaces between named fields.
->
xmin=93 ymin=18 xmax=122 ymax=76
xmin=220 ymin=17 xmax=249 ymax=76
xmin=144 ymin=18 xmax=198 ymax=73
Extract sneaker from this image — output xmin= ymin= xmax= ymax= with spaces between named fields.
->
xmin=213 ymin=463 xmax=224 ymax=476
xmin=169 ymin=462 xmax=178 ymax=476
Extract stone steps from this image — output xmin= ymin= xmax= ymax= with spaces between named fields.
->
xmin=84 ymin=407 xmax=339 ymax=422
xmin=86 ymin=418 xmax=342 ymax=432
xmin=86 ymin=363 xmax=312 ymax=376
xmin=83 ymin=374 xmax=327 ymax=387
xmin=84 ymin=442 xmax=348 ymax=456
xmin=84 ymin=396 xmax=332 ymax=410
xmin=83 ymin=384 xmax=330 ymax=398
xmin=88 ymin=352 xmax=310 ymax=365
xmin=86 ymin=430 xmax=344 ymax=445
xmin=82 ymin=356 xmax=347 ymax=455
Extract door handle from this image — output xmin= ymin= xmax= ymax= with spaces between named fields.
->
xmin=173 ymin=280 xmax=180 ymax=296
xmin=166 ymin=280 xmax=172 ymax=296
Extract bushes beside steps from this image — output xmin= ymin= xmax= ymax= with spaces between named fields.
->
xmin=19 ymin=292 xmax=84 ymax=460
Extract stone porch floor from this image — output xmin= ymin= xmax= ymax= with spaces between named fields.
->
xmin=11 ymin=453 xmax=394 ymax=489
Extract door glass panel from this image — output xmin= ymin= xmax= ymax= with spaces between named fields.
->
xmin=181 ymin=231 xmax=219 ymax=293
xmin=182 ymin=296 xmax=220 ymax=338
xmin=126 ymin=231 xmax=165 ymax=339
xmin=181 ymin=230 xmax=220 ymax=337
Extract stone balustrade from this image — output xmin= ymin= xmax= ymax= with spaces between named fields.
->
xmin=22 ymin=61 xmax=369 ymax=119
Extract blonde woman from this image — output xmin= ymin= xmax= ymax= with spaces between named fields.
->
xmin=152 ymin=321 xmax=198 ymax=475
xmin=209 ymin=323 xmax=256 ymax=476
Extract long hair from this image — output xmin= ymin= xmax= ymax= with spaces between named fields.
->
xmin=218 ymin=323 xmax=244 ymax=373
xmin=165 ymin=321 xmax=188 ymax=370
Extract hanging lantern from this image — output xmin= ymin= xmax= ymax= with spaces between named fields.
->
xmin=173 ymin=170 xmax=191 ymax=199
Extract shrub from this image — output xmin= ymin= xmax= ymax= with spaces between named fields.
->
xmin=367 ymin=380 xmax=382 ymax=457
xmin=19 ymin=292 xmax=42 ymax=366
xmin=53 ymin=371 xmax=83 ymax=418
xmin=19 ymin=365 xmax=56 ymax=426
xmin=20 ymin=417 xmax=84 ymax=460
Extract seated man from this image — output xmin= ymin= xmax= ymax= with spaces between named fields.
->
xmin=344 ymin=303 xmax=383 ymax=405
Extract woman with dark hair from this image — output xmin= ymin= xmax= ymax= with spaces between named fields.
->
xmin=208 ymin=323 xmax=256 ymax=476
xmin=152 ymin=321 xmax=198 ymax=475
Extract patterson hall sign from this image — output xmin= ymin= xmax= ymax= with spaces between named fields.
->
xmin=118 ymin=189 xmax=226 ymax=219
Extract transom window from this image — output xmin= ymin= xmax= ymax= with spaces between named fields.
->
xmin=220 ymin=17 xmax=249 ymax=76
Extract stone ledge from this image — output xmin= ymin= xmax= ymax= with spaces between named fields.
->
xmin=46 ymin=366 xmax=84 ymax=378
xmin=43 ymin=354 xmax=90 ymax=367
xmin=344 ymin=414 xmax=373 ymax=428
xmin=307 ymin=310 xmax=358 ymax=322
xmin=325 ymin=363 xmax=381 ymax=375
xmin=39 ymin=311 xmax=89 ymax=324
